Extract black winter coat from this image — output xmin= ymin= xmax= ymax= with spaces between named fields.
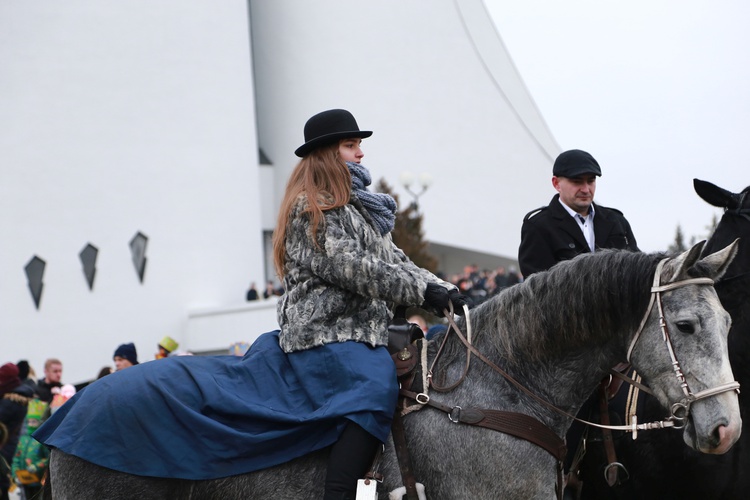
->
xmin=518 ymin=194 xmax=639 ymax=277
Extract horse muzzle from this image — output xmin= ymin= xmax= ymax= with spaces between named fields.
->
xmin=682 ymin=389 xmax=742 ymax=454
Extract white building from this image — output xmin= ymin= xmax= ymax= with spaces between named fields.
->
xmin=1 ymin=0 xmax=558 ymax=385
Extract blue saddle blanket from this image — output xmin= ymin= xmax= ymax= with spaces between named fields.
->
xmin=34 ymin=331 xmax=398 ymax=480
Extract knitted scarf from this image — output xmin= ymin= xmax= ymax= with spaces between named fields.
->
xmin=347 ymin=162 xmax=397 ymax=236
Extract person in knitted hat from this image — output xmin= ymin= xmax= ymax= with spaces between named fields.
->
xmin=0 ymin=363 xmax=20 ymax=396
xmin=273 ymin=109 xmax=470 ymax=499
xmin=155 ymin=336 xmax=179 ymax=360
xmin=15 ymin=360 xmax=38 ymax=396
xmin=113 ymin=343 xmax=139 ymax=371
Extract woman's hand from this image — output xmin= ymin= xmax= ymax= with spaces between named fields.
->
xmin=448 ymin=289 xmax=470 ymax=315
xmin=422 ymin=283 xmax=451 ymax=317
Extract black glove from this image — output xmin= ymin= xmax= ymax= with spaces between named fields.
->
xmin=448 ymin=289 xmax=471 ymax=315
xmin=422 ymin=283 xmax=450 ymax=317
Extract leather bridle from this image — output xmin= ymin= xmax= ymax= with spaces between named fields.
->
xmin=626 ymin=258 xmax=740 ymax=429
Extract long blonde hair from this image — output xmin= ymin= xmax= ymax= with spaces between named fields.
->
xmin=272 ymin=143 xmax=352 ymax=279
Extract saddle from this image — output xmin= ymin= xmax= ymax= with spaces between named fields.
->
xmin=387 ymin=309 xmax=424 ymax=378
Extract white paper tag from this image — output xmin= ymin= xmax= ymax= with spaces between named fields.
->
xmin=355 ymin=478 xmax=378 ymax=500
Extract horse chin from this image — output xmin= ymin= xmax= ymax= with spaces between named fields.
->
xmin=681 ymin=399 xmax=742 ymax=454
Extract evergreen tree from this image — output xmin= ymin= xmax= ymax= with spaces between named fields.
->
xmin=375 ymin=178 xmax=439 ymax=273
xmin=667 ymin=225 xmax=687 ymax=254
xmin=705 ymin=214 xmax=719 ymax=241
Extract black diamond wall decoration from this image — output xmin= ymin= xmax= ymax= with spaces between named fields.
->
xmin=79 ymin=243 xmax=98 ymax=290
xmin=24 ymin=255 xmax=46 ymax=309
xmin=130 ymin=231 xmax=148 ymax=283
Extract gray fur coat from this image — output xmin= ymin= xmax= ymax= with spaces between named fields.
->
xmin=277 ymin=193 xmax=452 ymax=352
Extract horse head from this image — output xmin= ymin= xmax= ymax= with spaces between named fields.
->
xmin=694 ymin=178 xmax=750 ymax=281
xmin=629 ymin=240 xmax=741 ymax=454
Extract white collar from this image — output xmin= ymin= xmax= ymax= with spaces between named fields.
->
xmin=558 ymin=198 xmax=595 ymax=220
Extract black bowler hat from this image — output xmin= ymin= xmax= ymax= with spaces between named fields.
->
xmin=553 ymin=149 xmax=602 ymax=178
xmin=295 ymin=109 xmax=372 ymax=158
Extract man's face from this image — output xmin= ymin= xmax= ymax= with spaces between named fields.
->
xmin=552 ymin=174 xmax=597 ymax=215
xmin=114 ymin=357 xmax=134 ymax=371
xmin=45 ymin=362 xmax=63 ymax=384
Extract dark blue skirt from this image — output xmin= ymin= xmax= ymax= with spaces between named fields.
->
xmin=34 ymin=331 xmax=398 ymax=479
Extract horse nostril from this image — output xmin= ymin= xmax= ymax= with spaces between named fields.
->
xmin=712 ymin=421 xmax=738 ymax=453
xmin=713 ymin=424 xmax=726 ymax=448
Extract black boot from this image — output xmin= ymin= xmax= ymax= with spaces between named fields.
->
xmin=323 ymin=422 xmax=380 ymax=500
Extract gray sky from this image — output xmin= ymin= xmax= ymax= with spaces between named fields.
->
xmin=485 ymin=0 xmax=750 ymax=252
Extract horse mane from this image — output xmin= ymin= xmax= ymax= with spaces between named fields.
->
xmin=440 ymin=250 xmax=663 ymax=369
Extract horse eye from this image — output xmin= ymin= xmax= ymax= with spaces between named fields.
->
xmin=675 ymin=321 xmax=695 ymax=334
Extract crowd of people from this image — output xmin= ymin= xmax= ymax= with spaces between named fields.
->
xmin=1 ymin=358 xmax=65 ymax=499
xmin=246 ymin=280 xmax=284 ymax=302
xmin=0 ymin=335 xmax=188 ymax=499
xmin=443 ymin=264 xmax=522 ymax=307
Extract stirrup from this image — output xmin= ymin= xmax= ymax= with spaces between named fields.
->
xmin=604 ymin=461 xmax=630 ymax=486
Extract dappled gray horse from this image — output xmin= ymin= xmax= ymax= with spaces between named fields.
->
xmin=46 ymin=242 xmax=740 ymax=499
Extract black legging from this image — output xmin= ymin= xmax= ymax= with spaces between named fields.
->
xmin=323 ymin=421 xmax=381 ymax=500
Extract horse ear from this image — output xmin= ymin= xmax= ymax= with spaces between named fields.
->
xmin=665 ymin=240 xmax=706 ymax=281
xmin=698 ymin=238 xmax=740 ymax=280
xmin=693 ymin=178 xmax=738 ymax=209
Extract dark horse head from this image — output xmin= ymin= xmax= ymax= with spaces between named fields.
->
xmin=696 ymin=179 xmax=750 ymax=392
xmin=578 ymin=179 xmax=750 ymax=500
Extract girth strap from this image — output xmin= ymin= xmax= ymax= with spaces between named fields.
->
xmin=400 ymin=387 xmax=567 ymax=498
xmin=598 ymin=380 xmax=623 ymax=487
xmin=391 ymin=409 xmax=420 ymax=500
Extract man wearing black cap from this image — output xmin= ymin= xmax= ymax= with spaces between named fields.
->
xmin=518 ymin=149 xmax=639 ymax=495
xmin=518 ymin=149 xmax=639 ymax=277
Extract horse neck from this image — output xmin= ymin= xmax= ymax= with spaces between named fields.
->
xmin=424 ymin=254 xmax=656 ymax=433
xmin=706 ymin=213 xmax=750 ymax=395
xmin=718 ymin=276 xmax=750 ymax=395
xmin=432 ymin=312 xmax=629 ymax=434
